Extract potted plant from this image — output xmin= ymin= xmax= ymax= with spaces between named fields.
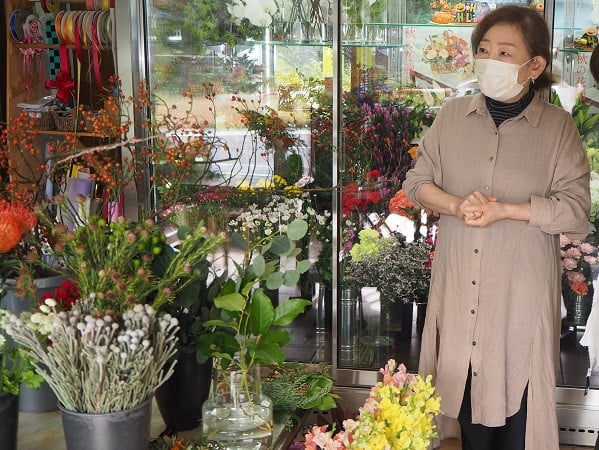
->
xmin=0 ymin=202 xmax=63 ymax=413
xmin=0 ymin=309 xmax=43 ymax=450
xmin=196 ymin=218 xmax=312 ymax=449
xmin=152 ymin=238 xmax=227 ymax=435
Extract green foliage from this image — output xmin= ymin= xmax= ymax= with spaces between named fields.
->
xmin=0 ymin=310 xmax=43 ymax=395
xmin=38 ymin=213 xmax=225 ymax=315
xmin=550 ymin=90 xmax=599 ymax=145
xmin=283 ymin=153 xmax=304 ymax=185
xmin=263 ymin=362 xmax=338 ymax=426
xmin=196 ymin=219 xmax=312 ymax=372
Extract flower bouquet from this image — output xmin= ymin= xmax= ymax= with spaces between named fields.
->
xmin=344 ymin=228 xmax=433 ymax=305
xmin=561 ymin=234 xmax=597 ymax=297
xmin=301 ymin=359 xmax=440 ymax=449
xmin=561 ymin=234 xmax=598 ymax=326
xmin=421 ymin=30 xmax=473 ymax=74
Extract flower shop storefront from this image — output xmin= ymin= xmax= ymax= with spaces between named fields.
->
xmin=3 ymin=0 xmax=599 ymax=448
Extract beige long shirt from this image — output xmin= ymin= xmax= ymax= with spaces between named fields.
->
xmin=403 ymin=93 xmax=590 ymax=450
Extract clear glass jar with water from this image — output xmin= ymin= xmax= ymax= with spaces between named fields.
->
xmin=202 ymin=364 xmax=273 ymax=450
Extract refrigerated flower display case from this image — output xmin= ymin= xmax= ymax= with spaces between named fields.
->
xmin=119 ymin=0 xmax=599 ymax=444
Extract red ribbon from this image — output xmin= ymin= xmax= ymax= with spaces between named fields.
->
xmin=46 ymin=70 xmax=75 ymax=104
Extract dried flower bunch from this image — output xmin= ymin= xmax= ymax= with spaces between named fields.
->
xmin=5 ymin=301 xmax=179 ymax=413
xmin=0 ymin=201 xmax=37 ymax=282
xmin=561 ymin=234 xmax=598 ymax=296
xmin=301 ymin=359 xmax=440 ymax=449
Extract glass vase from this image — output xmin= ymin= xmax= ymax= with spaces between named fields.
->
xmin=202 ymin=364 xmax=273 ymax=450
xmin=563 ymin=289 xmax=592 ymax=327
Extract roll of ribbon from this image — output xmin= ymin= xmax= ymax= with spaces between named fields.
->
xmin=55 ymin=10 xmax=66 ymax=43
xmin=9 ymin=10 xmax=29 ymax=43
xmin=41 ymin=0 xmax=60 ymax=14
xmin=40 ymin=13 xmax=61 ymax=81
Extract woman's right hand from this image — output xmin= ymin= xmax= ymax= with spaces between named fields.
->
xmin=456 ymin=191 xmax=497 ymax=220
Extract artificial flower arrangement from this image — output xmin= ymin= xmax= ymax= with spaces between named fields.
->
xmin=299 ymin=359 xmax=440 ymax=449
xmin=560 ymin=234 xmax=598 ymax=297
xmin=421 ymin=30 xmax=473 ymax=73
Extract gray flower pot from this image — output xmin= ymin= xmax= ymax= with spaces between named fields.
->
xmin=59 ymin=396 xmax=152 ymax=450
xmin=0 ymin=393 xmax=18 ymax=450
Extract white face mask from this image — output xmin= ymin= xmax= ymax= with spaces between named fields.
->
xmin=475 ymin=58 xmax=533 ymax=102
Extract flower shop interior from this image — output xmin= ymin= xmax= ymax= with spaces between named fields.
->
xmin=2 ymin=0 xmax=599 ymax=449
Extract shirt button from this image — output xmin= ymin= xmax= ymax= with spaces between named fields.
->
xmin=474 ymin=249 xmax=479 ymax=254
xmin=472 ymin=341 xmax=477 ymax=346
xmin=473 ymin=371 xmax=478 ymax=376
xmin=471 ymin=309 xmax=475 ymax=314
xmin=472 ymin=280 xmax=476 ymax=285
xmin=489 ymin=156 xmax=494 ymax=161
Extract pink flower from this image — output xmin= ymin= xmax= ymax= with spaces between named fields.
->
xmin=560 ymin=234 xmax=572 ymax=247
xmin=567 ymin=271 xmax=586 ymax=284
xmin=564 ymin=247 xmax=582 ymax=259
xmin=581 ymin=242 xmax=596 ymax=254
xmin=563 ymin=257 xmax=579 ymax=271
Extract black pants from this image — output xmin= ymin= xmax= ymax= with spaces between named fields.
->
xmin=458 ymin=369 xmax=528 ymax=450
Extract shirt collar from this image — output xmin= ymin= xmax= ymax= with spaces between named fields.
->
xmin=466 ymin=92 xmax=544 ymax=127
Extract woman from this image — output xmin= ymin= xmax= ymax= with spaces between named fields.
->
xmin=403 ymin=5 xmax=590 ymax=450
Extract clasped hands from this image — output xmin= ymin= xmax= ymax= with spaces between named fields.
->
xmin=457 ymin=191 xmax=500 ymax=227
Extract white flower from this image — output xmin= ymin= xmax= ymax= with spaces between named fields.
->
xmin=227 ymin=0 xmax=277 ymax=27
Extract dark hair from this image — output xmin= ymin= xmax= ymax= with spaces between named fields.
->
xmin=591 ymin=45 xmax=599 ymax=84
xmin=471 ymin=5 xmax=555 ymax=90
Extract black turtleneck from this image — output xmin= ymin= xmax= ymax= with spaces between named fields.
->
xmin=485 ymin=89 xmax=535 ymax=127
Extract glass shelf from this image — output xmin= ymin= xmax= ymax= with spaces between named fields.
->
xmin=560 ymin=47 xmax=594 ymax=53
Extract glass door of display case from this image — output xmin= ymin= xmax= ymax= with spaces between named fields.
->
xmin=134 ymin=0 xmax=337 ymax=365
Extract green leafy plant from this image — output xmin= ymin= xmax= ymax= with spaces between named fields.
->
xmin=549 ymin=90 xmax=599 ymax=144
xmin=262 ymin=362 xmax=338 ymax=426
xmin=196 ymin=219 xmax=312 ymax=372
xmin=0 ymin=309 xmax=43 ymax=395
